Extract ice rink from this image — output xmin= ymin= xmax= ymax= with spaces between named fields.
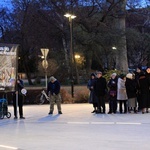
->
xmin=0 ymin=103 xmax=150 ymax=150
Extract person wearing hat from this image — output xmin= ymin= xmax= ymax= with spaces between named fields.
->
xmin=93 ymin=71 xmax=107 ymax=114
xmin=107 ymin=73 xmax=118 ymax=114
xmin=125 ymin=73 xmax=137 ymax=113
xmin=87 ymin=73 xmax=97 ymax=113
xmin=117 ymin=74 xmax=128 ymax=113
xmin=47 ymin=76 xmax=62 ymax=114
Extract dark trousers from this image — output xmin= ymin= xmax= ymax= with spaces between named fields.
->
xmin=119 ymin=100 xmax=127 ymax=113
xmin=13 ymin=94 xmax=24 ymax=117
xmin=97 ymin=96 xmax=105 ymax=113
xmin=109 ymin=96 xmax=117 ymax=113
xmin=93 ymin=103 xmax=98 ymax=109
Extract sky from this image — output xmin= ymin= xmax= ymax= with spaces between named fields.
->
xmin=0 ymin=0 xmax=12 ymax=10
xmin=0 ymin=0 xmax=149 ymax=11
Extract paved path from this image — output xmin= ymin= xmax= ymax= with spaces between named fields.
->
xmin=0 ymin=104 xmax=150 ymax=150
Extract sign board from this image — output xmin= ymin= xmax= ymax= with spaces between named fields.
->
xmin=0 ymin=43 xmax=18 ymax=91
xmin=41 ymin=48 xmax=49 ymax=59
xmin=42 ymin=60 xmax=48 ymax=69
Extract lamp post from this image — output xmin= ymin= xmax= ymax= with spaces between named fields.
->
xmin=64 ymin=13 xmax=76 ymax=98
xmin=74 ymin=54 xmax=81 ymax=84
xmin=41 ymin=48 xmax=49 ymax=88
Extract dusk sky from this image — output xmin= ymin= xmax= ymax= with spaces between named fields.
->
xmin=0 ymin=0 xmax=12 ymax=10
xmin=0 ymin=0 xmax=149 ymax=10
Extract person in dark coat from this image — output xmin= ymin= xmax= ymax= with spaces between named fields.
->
xmin=47 ymin=76 xmax=62 ymax=115
xmin=107 ymin=73 xmax=118 ymax=114
xmin=125 ymin=73 xmax=137 ymax=113
xmin=94 ymin=71 xmax=107 ymax=114
xmin=87 ymin=73 xmax=98 ymax=113
xmin=138 ymin=72 xmax=150 ymax=113
xmin=146 ymin=66 xmax=150 ymax=84
xmin=13 ymin=75 xmax=25 ymax=119
xmin=134 ymin=66 xmax=143 ymax=111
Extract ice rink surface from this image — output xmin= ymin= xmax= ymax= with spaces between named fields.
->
xmin=0 ymin=103 xmax=150 ymax=150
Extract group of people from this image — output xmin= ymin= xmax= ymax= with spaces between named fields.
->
xmin=87 ymin=66 xmax=150 ymax=114
xmin=13 ymin=66 xmax=150 ymax=119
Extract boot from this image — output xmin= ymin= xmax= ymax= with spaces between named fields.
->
xmin=58 ymin=111 xmax=63 ymax=114
xmin=48 ymin=111 xmax=53 ymax=115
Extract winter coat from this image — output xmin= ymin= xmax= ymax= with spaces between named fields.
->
xmin=107 ymin=77 xmax=118 ymax=97
xmin=87 ymin=79 xmax=95 ymax=91
xmin=94 ymin=77 xmax=107 ymax=97
xmin=87 ymin=78 xmax=96 ymax=103
xmin=117 ymin=78 xmax=128 ymax=100
xmin=146 ymin=72 xmax=150 ymax=85
xmin=17 ymin=79 xmax=24 ymax=95
xmin=125 ymin=78 xmax=137 ymax=99
xmin=47 ymin=80 xmax=60 ymax=95
xmin=138 ymin=74 xmax=150 ymax=108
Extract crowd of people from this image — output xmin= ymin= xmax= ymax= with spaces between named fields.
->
xmin=87 ymin=66 xmax=150 ymax=114
xmin=12 ymin=66 xmax=150 ymax=119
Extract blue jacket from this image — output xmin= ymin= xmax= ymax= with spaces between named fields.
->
xmin=47 ymin=80 xmax=60 ymax=95
xmin=87 ymin=78 xmax=96 ymax=91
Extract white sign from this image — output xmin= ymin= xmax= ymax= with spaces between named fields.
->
xmin=41 ymin=48 xmax=49 ymax=59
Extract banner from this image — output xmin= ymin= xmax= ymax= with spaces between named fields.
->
xmin=0 ymin=43 xmax=18 ymax=92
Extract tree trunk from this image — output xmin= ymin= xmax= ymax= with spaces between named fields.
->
xmin=86 ymin=50 xmax=93 ymax=75
xmin=62 ymin=37 xmax=69 ymax=73
xmin=115 ymin=0 xmax=128 ymax=73
xmin=23 ymin=57 xmax=33 ymax=85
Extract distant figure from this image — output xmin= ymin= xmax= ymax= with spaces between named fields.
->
xmin=94 ymin=71 xmax=107 ymax=114
xmin=117 ymin=74 xmax=128 ymax=114
xmin=135 ymin=66 xmax=142 ymax=111
xmin=87 ymin=73 xmax=97 ymax=113
xmin=138 ymin=71 xmax=150 ymax=114
xmin=107 ymin=73 xmax=118 ymax=114
xmin=146 ymin=66 xmax=150 ymax=90
xmin=47 ymin=76 xmax=62 ymax=115
xmin=125 ymin=73 xmax=137 ymax=113
xmin=13 ymin=75 xmax=25 ymax=119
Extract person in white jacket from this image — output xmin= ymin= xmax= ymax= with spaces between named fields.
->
xmin=117 ymin=74 xmax=128 ymax=113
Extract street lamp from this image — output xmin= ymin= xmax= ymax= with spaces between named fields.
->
xmin=112 ymin=46 xmax=117 ymax=70
xmin=75 ymin=54 xmax=81 ymax=59
xmin=64 ymin=13 xmax=76 ymax=98
xmin=112 ymin=46 xmax=117 ymax=50
xmin=41 ymin=48 xmax=49 ymax=88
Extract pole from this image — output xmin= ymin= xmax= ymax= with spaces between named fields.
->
xmin=64 ymin=13 xmax=76 ymax=98
xmin=45 ymin=69 xmax=47 ymax=89
xmin=69 ymin=17 xmax=74 ymax=98
xmin=44 ymin=50 xmax=47 ymax=89
xmin=16 ymin=91 xmax=18 ymax=118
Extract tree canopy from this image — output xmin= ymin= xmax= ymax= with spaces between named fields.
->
xmin=0 ymin=0 xmax=150 ymax=84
